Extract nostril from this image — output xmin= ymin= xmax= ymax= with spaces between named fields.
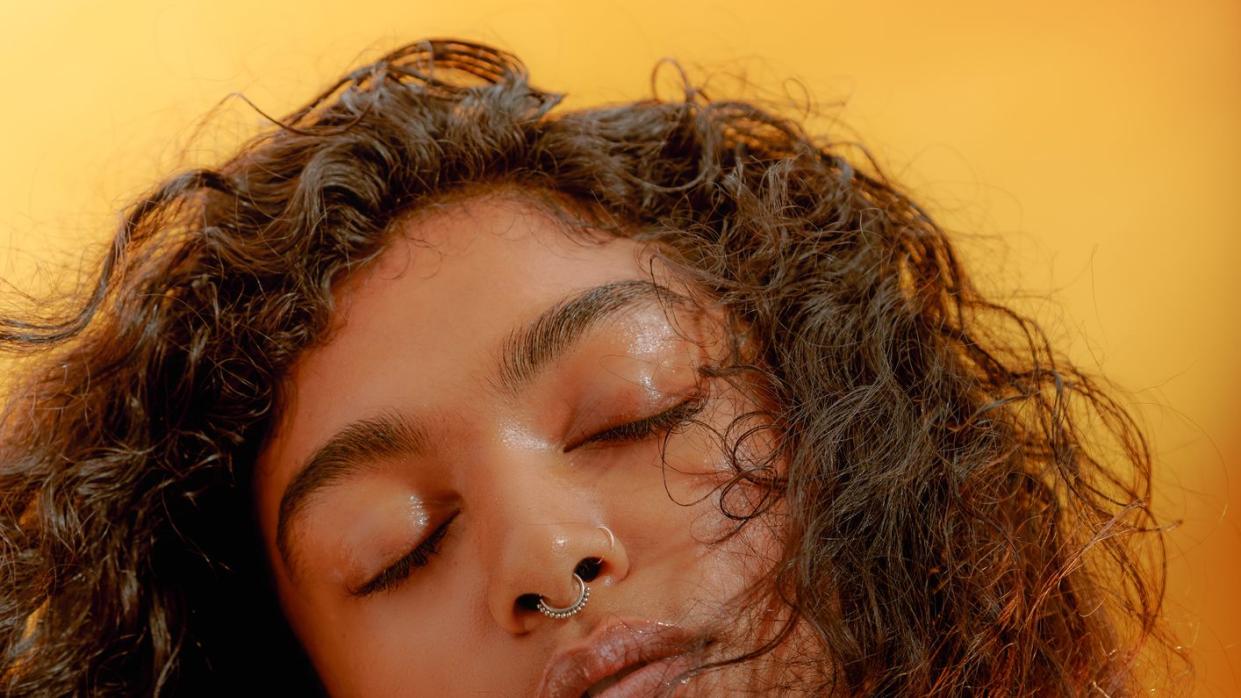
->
xmin=574 ymin=557 xmax=603 ymax=582
xmin=516 ymin=558 xmax=604 ymax=616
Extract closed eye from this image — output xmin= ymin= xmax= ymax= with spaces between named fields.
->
xmin=571 ymin=393 xmax=708 ymax=450
xmin=350 ymin=394 xmax=709 ymax=599
xmin=350 ymin=510 xmax=459 ymax=598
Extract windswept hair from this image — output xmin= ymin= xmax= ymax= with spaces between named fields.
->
xmin=0 ymin=38 xmax=1182 ymax=696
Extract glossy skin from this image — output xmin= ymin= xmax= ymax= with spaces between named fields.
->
xmin=253 ymin=191 xmax=790 ymax=696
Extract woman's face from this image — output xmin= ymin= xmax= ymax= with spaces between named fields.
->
xmin=253 ymin=193 xmax=789 ymax=697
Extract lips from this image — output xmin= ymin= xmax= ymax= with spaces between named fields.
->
xmin=536 ymin=617 xmax=713 ymax=698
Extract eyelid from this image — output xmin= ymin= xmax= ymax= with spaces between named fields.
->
xmin=569 ymin=391 xmax=709 ymax=451
xmin=351 ymin=510 xmax=459 ymax=597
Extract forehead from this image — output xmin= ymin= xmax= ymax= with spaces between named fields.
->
xmin=299 ymin=193 xmax=666 ymax=398
xmin=251 ymin=192 xmax=685 ymax=538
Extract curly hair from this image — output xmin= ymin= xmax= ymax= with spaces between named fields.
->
xmin=0 ymin=38 xmax=1182 ymax=696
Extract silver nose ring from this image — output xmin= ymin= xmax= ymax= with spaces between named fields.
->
xmin=537 ymin=572 xmax=590 ymax=619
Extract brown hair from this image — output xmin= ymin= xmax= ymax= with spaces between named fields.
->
xmin=0 ymin=38 xmax=1183 ymax=696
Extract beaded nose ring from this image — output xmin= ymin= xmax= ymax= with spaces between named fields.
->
xmin=535 ymin=525 xmax=614 ymax=620
xmin=536 ymin=572 xmax=591 ymax=619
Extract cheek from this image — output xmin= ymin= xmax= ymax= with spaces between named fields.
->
xmin=667 ymin=397 xmax=789 ymax=598
xmin=627 ymin=421 xmax=785 ymax=591
xmin=660 ymin=379 xmax=785 ymax=520
xmin=282 ymin=579 xmax=478 ymax=697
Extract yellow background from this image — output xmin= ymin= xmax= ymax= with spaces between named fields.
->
xmin=1 ymin=1 xmax=1237 ymax=693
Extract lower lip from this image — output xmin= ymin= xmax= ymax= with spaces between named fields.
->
xmin=595 ymin=651 xmax=701 ymax=698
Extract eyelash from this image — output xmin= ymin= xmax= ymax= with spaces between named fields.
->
xmin=573 ymin=394 xmax=708 ymax=448
xmin=350 ymin=395 xmax=709 ymax=598
xmin=352 ymin=510 xmax=459 ymax=597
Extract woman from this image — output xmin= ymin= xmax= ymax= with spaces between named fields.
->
xmin=0 ymin=38 xmax=1179 ymax=696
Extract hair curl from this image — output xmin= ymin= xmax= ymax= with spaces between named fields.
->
xmin=0 ymin=38 xmax=1183 ymax=696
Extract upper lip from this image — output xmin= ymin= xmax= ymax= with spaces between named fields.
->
xmin=536 ymin=617 xmax=711 ymax=698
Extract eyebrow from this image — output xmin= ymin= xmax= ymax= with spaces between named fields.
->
xmin=274 ymin=278 xmax=692 ymax=580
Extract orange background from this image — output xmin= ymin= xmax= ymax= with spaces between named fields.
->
xmin=1 ymin=1 xmax=1237 ymax=693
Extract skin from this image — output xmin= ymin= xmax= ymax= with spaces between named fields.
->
xmin=252 ymin=191 xmax=791 ymax=696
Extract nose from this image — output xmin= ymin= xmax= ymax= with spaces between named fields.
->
xmin=479 ymin=468 xmax=631 ymax=634
xmin=492 ymin=521 xmax=627 ymax=633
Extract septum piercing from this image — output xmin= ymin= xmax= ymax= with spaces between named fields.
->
xmin=537 ymin=572 xmax=591 ymax=619
xmin=535 ymin=526 xmax=613 ymax=620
